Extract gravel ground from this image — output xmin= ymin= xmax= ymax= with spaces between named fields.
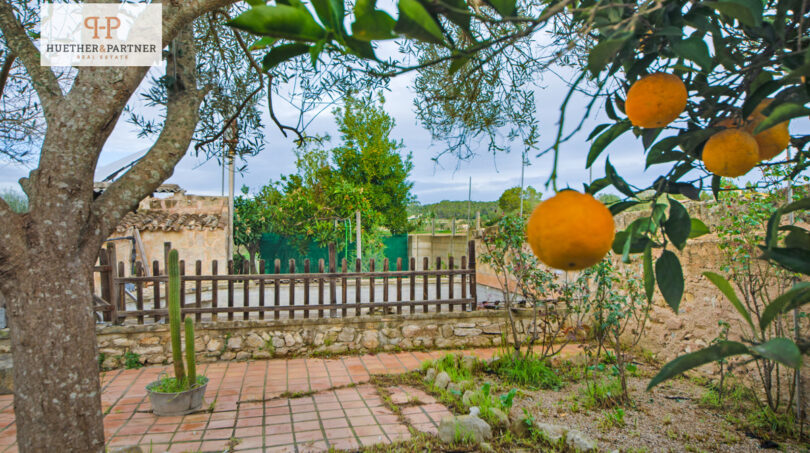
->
xmin=513 ymin=364 xmax=804 ymax=453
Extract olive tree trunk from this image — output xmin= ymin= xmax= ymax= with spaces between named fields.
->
xmin=0 ymin=2 xmax=228 ymax=449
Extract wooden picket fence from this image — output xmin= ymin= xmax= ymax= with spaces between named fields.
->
xmin=94 ymin=240 xmax=478 ymax=325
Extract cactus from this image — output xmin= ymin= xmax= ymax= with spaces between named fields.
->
xmin=168 ymin=249 xmax=186 ymax=386
xmin=184 ymin=316 xmax=197 ymax=387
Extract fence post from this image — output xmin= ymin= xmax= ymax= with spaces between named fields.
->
xmin=274 ymin=259 xmax=281 ymax=320
xmin=318 ymin=259 xmax=325 ymax=318
xmin=329 ymin=243 xmax=337 ymax=318
xmin=448 ymin=256 xmax=454 ymax=312
xmin=117 ymin=262 xmax=125 ymax=323
xmin=303 ymin=259 xmax=311 ymax=319
xmin=163 ymin=242 xmax=171 ymax=274
xmin=409 ymin=257 xmax=415 ymax=315
xmin=152 ymin=260 xmax=161 ymax=323
xmin=259 ymin=260 xmax=266 ymax=321
xmin=396 ymin=258 xmax=402 ymax=315
xmin=383 ymin=258 xmax=389 ymax=312
xmin=212 ymin=260 xmax=219 ymax=322
xmin=461 ymin=256 xmax=467 ymax=312
xmin=289 ymin=259 xmax=296 ymax=320
xmin=355 ymin=258 xmax=361 ymax=316
xmin=195 ymin=260 xmax=202 ymax=323
xmin=242 ymin=259 xmax=250 ymax=320
xmin=435 ymin=256 xmax=442 ymax=313
xmin=98 ymin=247 xmax=112 ymax=322
xmin=422 ymin=257 xmax=429 ymax=313
xmin=227 ymin=259 xmax=234 ymax=321
xmin=341 ymin=259 xmax=347 ymax=318
xmin=106 ymin=244 xmax=119 ymax=324
xmin=468 ymin=240 xmax=477 ymax=310
xmin=369 ymin=258 xmax=375 ymax=313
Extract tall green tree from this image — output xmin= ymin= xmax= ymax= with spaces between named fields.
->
xmin=234 ymin=185 xmax=273 ymax=271
xmin=332 ymin=92 xmax=414 ymax=234
xmin=498 ymin=185 xmax=541 ymax=213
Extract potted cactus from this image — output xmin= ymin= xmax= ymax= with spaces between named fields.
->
xmin=146 ymin=249 xmax=208 ymax=416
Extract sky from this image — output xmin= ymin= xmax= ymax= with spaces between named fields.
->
xmin=1 ymin=20 xmax=807 ymax=205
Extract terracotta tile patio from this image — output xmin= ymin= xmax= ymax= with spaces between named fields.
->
xmin=0 ymin=348 xmax=502 ymax=452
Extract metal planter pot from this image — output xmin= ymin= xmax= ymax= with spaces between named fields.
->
xmin=146 ymin=377 xmax=209 ymax=416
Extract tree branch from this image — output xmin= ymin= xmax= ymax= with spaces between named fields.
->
xmin=81 ymin=24 xmax=205 ymax=261
xmin=0 ymin=51 xmax=14 ymax=99
xmin=0 ymin=1 xmax=62 ymax=112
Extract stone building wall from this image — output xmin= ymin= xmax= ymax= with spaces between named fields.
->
xmin=408 ymin=234 xmax=471 ymax=267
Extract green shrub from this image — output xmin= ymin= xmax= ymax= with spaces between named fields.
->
xmin=122 ymin=351 xmax=142 ymax=370
xmin=434 ymin=354 xmax=472 ymax=382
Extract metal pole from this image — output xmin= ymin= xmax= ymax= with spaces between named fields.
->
xmin=519 ymin=148 xmax=527 ymax=217
xmin=467 ymin=177 xmax=472 ymax=243
xmin=228 ymin=152 xmax=234 ymax=261
xmin=355 ymin=210 xmax=362 ymax=260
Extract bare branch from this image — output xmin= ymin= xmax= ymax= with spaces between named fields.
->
xmin=0 ymin=1 xmax=62 ymax=112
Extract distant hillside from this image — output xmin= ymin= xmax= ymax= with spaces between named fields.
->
xmin=408 ymin=200 xmax=501 ymax=220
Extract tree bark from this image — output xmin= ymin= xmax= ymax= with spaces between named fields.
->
xmin=4 ymin=253 xmax=103 ymax=451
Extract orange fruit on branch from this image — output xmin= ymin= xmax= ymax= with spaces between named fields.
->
xmin=701 ymin=128 xmax=760 ymax=177
xmin=625 ymin=73 xmax=687 ymax=128
xmin=746 ymin=99 xmax=790 ymax=160
xmin=526 ymin=191 xmax=615 ymax=271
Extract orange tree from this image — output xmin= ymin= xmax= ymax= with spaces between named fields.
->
xmin=227 ymin=0 xmax=810 ymax=387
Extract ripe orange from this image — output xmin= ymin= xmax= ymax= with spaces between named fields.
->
xmin=526 ymin=191 xmax=615 ymax=271
xmin=747 ymin=99 xmax=790 ymax=160
xmin=625 ymin=73 xmax=687 ymax=128
xmin=702 ymin=129 xmax=760 ymax=177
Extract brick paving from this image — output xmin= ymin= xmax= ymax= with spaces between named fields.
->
xmin=0 ymin=348 xmax=501 ymax=452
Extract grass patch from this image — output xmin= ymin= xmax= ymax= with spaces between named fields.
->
xmin=490 ymin=352 xmax=562 ymax=389
xmin=577 ymin=376 xmax=623 ymax=410
xmin=147 ymin=375 xmax=207 ymax=393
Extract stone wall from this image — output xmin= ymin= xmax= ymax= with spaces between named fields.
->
xmin=59 ymin=312 xmax=534 ymax=370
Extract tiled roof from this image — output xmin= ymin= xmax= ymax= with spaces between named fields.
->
xmin=115 ymin=211 xmax=225 ymax=232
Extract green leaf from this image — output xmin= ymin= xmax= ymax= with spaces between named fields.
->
xmin=246 ymin=0 xmax=266 ymax=5
xmin=646 ymin=149 xmax=686 ymax=169
xmin=343 ymin=36 xmax=376 ymax=59
xmin=262 ymin=43 xmax=311 ymax=71
xmin=671 ymin=33 xmax=713 ymax=71
xmin=249 ymin=36 xmax=277 ymax=51
xmin=750 ymin=338 xmax=802 ymax=369
xmin=609 ymin=200 xmax=640 ymax=215
xmin=605 ymin=158 xmax=635 ymax=198
xmin=642 ymin=128 xmax=663 ymax=150
xmin=587 ymin=124 xmax=611 ymax=141
xmin=584 ymin=177 xmax=610 ymax=195
xmin=647 ymin=341 xmax=750 ymax=390
xmin=656 ymin=250 xmax=684 ymax=313
xmin=351 ymin=10 xmax=397 ymax=40
xmin=689 ymin=218 xmax=710 ymax=238
xmin=587 ymin=121 xmax=631 ymax=168
xmin=484 ymin=0 xmax=515 ymax=17
xmin=753 ymin=102 xmax=810 ymax=134
xmin=643 ymin=245 xmax=655 ymax=303
xmin=611 ymin=230 xmax=652 ymax=255
xmin=784 ymin=225 xmax=810 ymax=251
xmin=742 ymin=80 xmax=783 ymax=118
xmin=311 ymin=0 xmax=345 ymax=33
xmin=761 ymin=282 xmax=810 ymax=330
xmin=308 ymin=40 xmax=325 ymax=67
xmin=703 ymin=271 xmax=755 ymax=332
xmin=711 ymin=175 xmax=721 ymax=201
xmin=763 ymin=246 xmax=810 ymax=275
xmin=703 ymin=0 xmax=763 ymax=27
xmin=227 ymin=5 xmax=327 ymax=42
xmin=664 ymin=198 xmax=691 ymax=250
xmin=394 ymin=0 xmax=445 ymax=44
xmin=448 ymin=55 xmax=470 ymax=74
xmin=434 ymin=0 xmax=471 ymax=32
xmin=588 ymin=38 xmax=628 ymax=75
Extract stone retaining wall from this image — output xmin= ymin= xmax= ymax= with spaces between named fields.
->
xmin=57 ymin=311 xmax=535 ymax=370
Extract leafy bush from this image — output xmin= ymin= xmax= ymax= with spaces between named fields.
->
xmin=121 ymin=351 xmax=142 ymax=370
